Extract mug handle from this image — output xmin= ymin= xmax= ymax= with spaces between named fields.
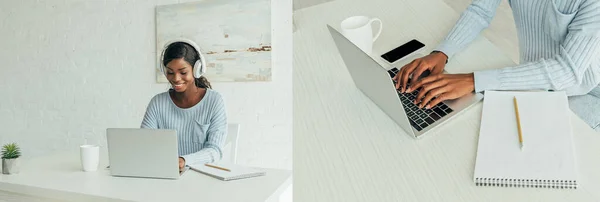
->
xmin=370 ymin=18 xmax=382 ymax=42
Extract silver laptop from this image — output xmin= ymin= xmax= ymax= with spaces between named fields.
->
xmin=106 ymin=128 xmax=188 ymax=179
xmin=327 ymin=25 xmax=483 ymax=138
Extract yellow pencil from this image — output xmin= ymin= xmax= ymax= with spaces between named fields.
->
xmin=205 ymin=163 xmax=231 ymax=172
xmin=513 ymin=96 xmax=524 ymax=150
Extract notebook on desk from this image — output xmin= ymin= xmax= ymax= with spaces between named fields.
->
xmin=188 ymin=162 xmax=266 ymax=181
xmin=473 ymin=90 xmax=578 ymax=189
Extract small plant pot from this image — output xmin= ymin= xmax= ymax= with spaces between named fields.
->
xmin=2 ymin=158 xmax=20 ymax=174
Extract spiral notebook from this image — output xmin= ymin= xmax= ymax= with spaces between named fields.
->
xmin=188 ymin=162 xmax=266 ymax=181
xmin=473 ymin=90 xmax=578 ymax=189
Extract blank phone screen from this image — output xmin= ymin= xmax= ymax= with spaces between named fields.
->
xmin=381 ymin=39 xmax=425 ymax=63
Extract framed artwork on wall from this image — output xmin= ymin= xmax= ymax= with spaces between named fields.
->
xmin=156 ymin=0 xmax=272 ymax=83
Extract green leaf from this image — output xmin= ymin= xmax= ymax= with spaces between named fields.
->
xmin=2 ymin=143 xmax=21 ymax=159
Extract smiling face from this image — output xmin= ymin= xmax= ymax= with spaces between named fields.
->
xmin=165 ymin=58 xmax=196 ymax=93
xmin=162 ymin=41 xmax=202 ymax=93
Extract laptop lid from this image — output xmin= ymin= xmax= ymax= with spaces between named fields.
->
xmin=106 ymin=128 xmax=181 ymax=179
xmin=327 ymin=25 xmax=415 ymax=137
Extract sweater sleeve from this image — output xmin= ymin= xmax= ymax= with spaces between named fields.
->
xmin=181 ymin=93 xmax=228 ymax=165
xmin=434 ymin=0 xmax=502 ymax=59
xmin=473 ymin=1 xmax=600 ymax=95
xmin=141 ymin=95 xmax=159 ymax=129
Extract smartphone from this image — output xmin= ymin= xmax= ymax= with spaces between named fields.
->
xmin=381 ymin=39 xmax=425 ymax=64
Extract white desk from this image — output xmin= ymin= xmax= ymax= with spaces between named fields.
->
xmin=0 ymin=148 xmax=291 ymax=202
xmin=292 ymin=0 xmax=600 ymax=201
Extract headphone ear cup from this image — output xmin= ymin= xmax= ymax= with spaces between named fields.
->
xmin=159 ymin=46 xmax=167 ymax=76
xmin=201 ymin=58 xmax=207 ymax=75
xmin=198 ymin=52 xmax=207 ymax=76
xmin=193 ymin=60 xmax=202 ymax=78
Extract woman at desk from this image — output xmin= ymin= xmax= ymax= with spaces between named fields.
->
xmin=141 ymin=39 xmax=228 ymax=171
xmin=394 ymin=0 xmax=600 ymax=131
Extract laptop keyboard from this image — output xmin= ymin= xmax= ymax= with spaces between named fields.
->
xmin=387 ymin=67 xmax=454 ymax=131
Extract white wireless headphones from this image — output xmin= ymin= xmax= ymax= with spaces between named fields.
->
xmin=158 ymin=38 xmax=207 ymax=79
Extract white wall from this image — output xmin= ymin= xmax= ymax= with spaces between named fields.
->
xmin=0 ymin=0 xmax=292 ymax=170
xmin=293 ymin=0 xmax=334 ymax=10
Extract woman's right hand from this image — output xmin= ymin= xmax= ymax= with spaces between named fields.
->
xmin=393 ymin=51 xmax=448 ymax=93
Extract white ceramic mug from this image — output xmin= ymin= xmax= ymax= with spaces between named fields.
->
xmin=340 ymin=16 xmax=382 ymax=55
xmin=80 ymin=145 xmax=99 ymax=172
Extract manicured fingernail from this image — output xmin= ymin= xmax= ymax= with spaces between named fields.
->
xmin=407 ymin=88 xmax=412 ymax=92
xmin=426 ymin=105 xmax=430 ymax=109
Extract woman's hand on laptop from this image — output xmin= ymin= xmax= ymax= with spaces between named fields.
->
xmin=394 ymin=51 xmax=448 ymax=93
xmin=179 ymin=157 xmax=186 ymax=171
xmin=409 ymin=73 xmax=475 ymax=109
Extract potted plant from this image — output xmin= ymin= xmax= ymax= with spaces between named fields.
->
xmin=2 ymin=143 xmax=21 ymax=174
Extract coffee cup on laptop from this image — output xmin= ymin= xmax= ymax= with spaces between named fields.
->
xmin=80 ymin=144 xmax=99 ymax=172
xmin=340 ymin=16 xmax=382 ymax=55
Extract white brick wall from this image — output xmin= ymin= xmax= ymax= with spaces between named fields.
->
xmin=0 ymin=0 xmax=292 ymax=170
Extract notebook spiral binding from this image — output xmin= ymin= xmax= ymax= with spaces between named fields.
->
xmin=475 ymin=178 xmax=577 ymax=189
xmin=227 ymin=172 xmax=265 ymax=181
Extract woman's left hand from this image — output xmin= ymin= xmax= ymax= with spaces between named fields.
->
xmin=407 ymin=73 xmax=475 ymax=109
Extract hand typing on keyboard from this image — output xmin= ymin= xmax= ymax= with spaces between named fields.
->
xmin=388 ymin=55 xmax=476 ymax=110
xmin=408 ymin=73 xmax=476 ymax=109
xmin=392 ymin=52 xmax=448 ymax=93
xmin=396 ymin=85 xmax=454 ymax=131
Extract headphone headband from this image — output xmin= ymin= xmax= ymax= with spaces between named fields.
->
xmin=158 ymin=38 xmax=207 ymax=79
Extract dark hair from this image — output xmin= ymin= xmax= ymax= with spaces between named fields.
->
xmin=162 ymin=42 xmax=212 ymax=89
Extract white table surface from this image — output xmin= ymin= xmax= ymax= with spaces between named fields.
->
xmin=0 ymin=148 xmax=291 ymax=202
xmin=292 ymin=0 xmax=600 ymax=201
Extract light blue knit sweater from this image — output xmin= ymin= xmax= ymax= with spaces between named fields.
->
xmin=434 ymin=0 xmax=600 ymax=130
xmin=140 ymin=89 xmax=228 ymax=166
